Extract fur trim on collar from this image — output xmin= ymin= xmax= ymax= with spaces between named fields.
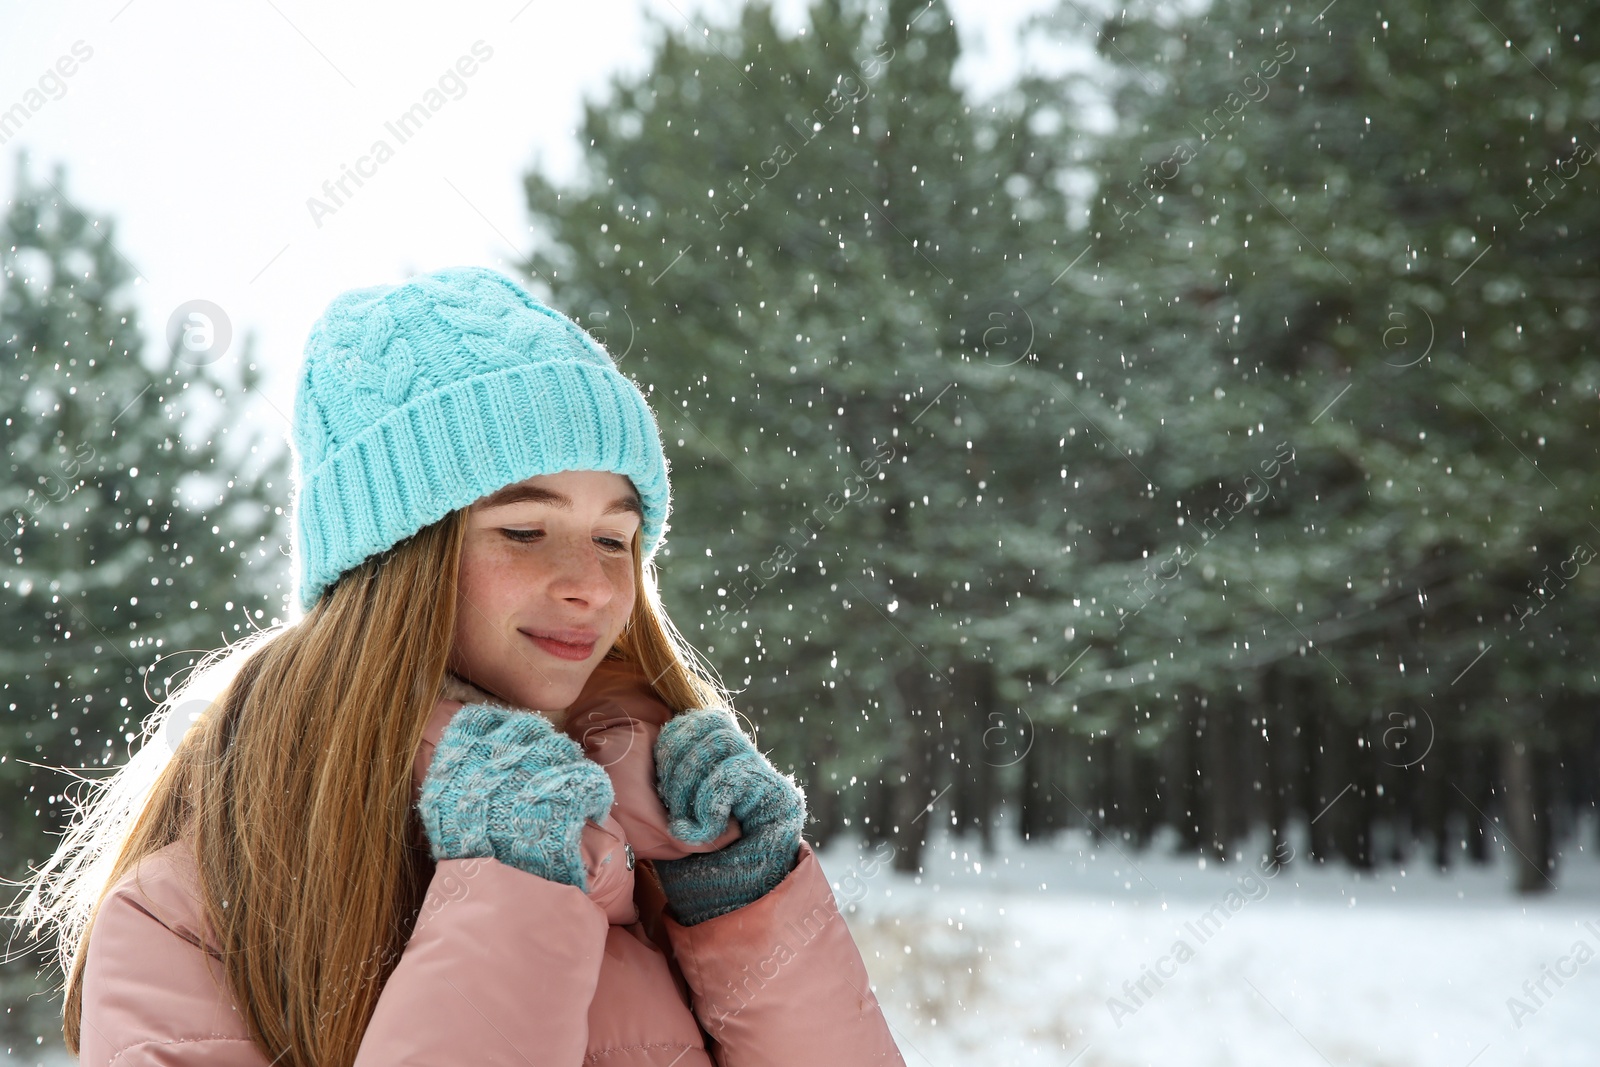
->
xmin=439 ymin=672 xmax=524 ymax=712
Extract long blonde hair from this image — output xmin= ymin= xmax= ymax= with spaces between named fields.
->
xmin=3 ymin=504 xmax=727 ymax=1066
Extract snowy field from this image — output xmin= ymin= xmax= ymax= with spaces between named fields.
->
xmin=818 ymin=817 xmax=1600 ymax=1067
xmin=8 ymin=820 xmax=1594 ymax=1066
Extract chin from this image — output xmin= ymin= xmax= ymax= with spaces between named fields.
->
xmin=523 ymin=680 xmax=584 ymax=715
xmin=516 ymin=659 xmax=603 ymax=711
xmin=451 ymin=633 xmax=612 ymax=717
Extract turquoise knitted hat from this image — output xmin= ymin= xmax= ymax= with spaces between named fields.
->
xmin=289 ymin=265 xmax=670 ymax=613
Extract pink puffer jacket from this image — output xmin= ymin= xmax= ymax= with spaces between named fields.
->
xmin=76 ymin=660 xmax=904 ymax=1066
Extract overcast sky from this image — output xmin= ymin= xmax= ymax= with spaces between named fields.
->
xmin=1 ymin=0 xmax=1072 ymax=471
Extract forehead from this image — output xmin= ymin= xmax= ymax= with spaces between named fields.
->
xmin=474 ymin=473 xmax=643 ymax=517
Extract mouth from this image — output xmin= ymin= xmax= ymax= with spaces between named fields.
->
xmin=521 ymin=629 xmax=598 ymax=662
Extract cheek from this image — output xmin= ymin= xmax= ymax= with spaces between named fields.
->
xmin=608 ymin=558 xmax=638 ymax=617
xmin=454 ymin=540 xmax=522 ymax=639
xmin=470 ymin=542 xmax=545 ymax=597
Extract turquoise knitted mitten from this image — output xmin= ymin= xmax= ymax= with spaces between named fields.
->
xmin=651 ymin=709 xmax=806 ymax=926
xmin=419 ymin=703 xmax=615 ymax=891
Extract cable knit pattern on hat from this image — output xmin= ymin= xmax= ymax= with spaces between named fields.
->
xmin=651 ymin=709 xmax=806 ymax=926
xmin=418 ymin=703 xmax=615 ymax=892
xmin=290 ymin=266 xmax=671 ymax=611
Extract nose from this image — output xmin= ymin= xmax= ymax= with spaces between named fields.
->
xmin=544 ymin=532 xmax=616 ymax=608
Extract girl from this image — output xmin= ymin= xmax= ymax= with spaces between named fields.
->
xmin=7 ymin=266 xmax=904 ymax=1066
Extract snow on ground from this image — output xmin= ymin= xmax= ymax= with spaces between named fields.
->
xmin=817 ymin=815 xmax=1600 ymax=1067
xmin=9 ymin=816 xmax=1595 ymax=1066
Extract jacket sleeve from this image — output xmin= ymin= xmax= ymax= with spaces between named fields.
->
xmin=656 ymin=841 xmax=906 ymax=1067
xmin=76 ymin=855 xmax=268 ymax=1067
xmin=79 ymin=846 xmax=611 ymax=1067
xmin=352 ymin=856 xmax=609 ymax=1066
xmin=80 ymin=694 xmax=630 ymax=1067
xmin=352 ymin=697 xmax=634 ymax=1063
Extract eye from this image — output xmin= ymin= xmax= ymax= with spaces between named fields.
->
xmin=595 ymin=535 xmax=631 ymax=552
xmin=501 ymin=528 xmax=542 ymax=543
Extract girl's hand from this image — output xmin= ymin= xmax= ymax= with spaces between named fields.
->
xmin=650 ymin=709 xmax=806 ymax=926
xmin=419 ymin=703 xmax=614 ymax=891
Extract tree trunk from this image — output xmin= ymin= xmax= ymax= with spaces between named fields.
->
xmin=888 ymin=661 xmax=938 ymax=873
xmin=1465 ymin=740 xmax=1492 ymax=864
xmin=806 ymin=727 xmax=843 ymax=850
xmin=1130 ymin=740 xmax=1159 ymax=850
xmin=862 ymin=760 xmax=893 ymax=849
xmin=1331 ymin=716 xmax=1375 ymax=870
xmin=1081 ymin=730 xmax=1107 ymax=845
xmin=1019 ymin=722 xmax=1064 ymax=842
xmin=1424 ymin=727 xmax=1453 ymax=871
xmin=1375 ymin=728 xmax=1411 ymax=866
xmin=1175 ymin=689 xmax=1204 ymax=854
xmin=1303 ymin=686 xmax=1333 ymax=864
xmin=1261 ymin=669 xmax=1292 ymax=866
xmin=1500 ymin=736 xmax=1554 ymax=893
xmin=974 ymin=661 xmax=1000 ymax=855
xmin=948 ymin=659 xmax=1001 ymax=854
xmin=1199 ymin=694 xmax=1234 ymax=861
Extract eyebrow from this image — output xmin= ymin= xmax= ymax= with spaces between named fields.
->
xmin=475 ymin=483 xmax=644 ymax=518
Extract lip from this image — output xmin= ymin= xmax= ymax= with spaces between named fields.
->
xmin=521 ymin=628 xmax=599 ymax=661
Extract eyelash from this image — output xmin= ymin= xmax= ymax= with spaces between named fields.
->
xmin=501 ymin=529 xmax=630 ymax=552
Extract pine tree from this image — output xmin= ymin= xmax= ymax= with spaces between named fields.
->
xmin=1031 ymin=0 xmax=1600 ymax=883
xmin=519 ymin=0 xmax=1081 ymax=870
xmin=0 ymin=154 xmax=290 ymax=1037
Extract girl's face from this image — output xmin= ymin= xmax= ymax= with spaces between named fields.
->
xmin=448 ymin=469 xmax=642 ymax=722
